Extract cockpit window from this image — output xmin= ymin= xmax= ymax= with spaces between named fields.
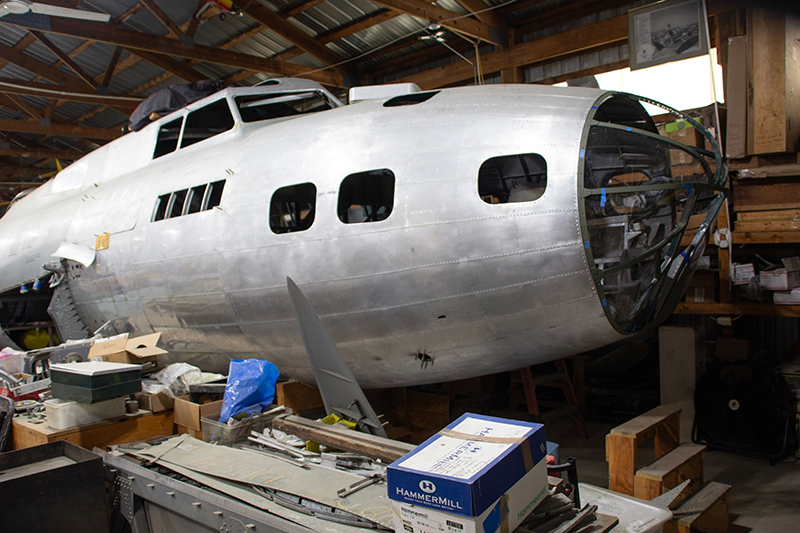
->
xmin=478 ymin=154 xmax=547 ymax=204
xmin=181 ymin=99 xmax=235 ymax=149
xmin=235 ymin=92 xmax=333 ymax=123
xmin=154 ymin=117 xmax=183 ymax=159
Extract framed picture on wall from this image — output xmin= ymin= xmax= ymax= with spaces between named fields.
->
xmin=628 ymin=0 xmax=709 ymax=70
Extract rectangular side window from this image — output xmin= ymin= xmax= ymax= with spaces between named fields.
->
xmin=153 ymin=118 xmax=183 ymax=159
xmin=478 ymin=153 xmax=547 ymax=204
xmin=187 ymin=184 xmax=207 ymax=214
xmin=337 ymin=169 xmax=395 ymax=224
xmin=169 ymin=189 xmax=187 ymax=218
xmin=152 ymin=194 xmax=170 ymax=221
xmin=270 ymin=183 xmax=317 ymax=234
xmin=181 ymin=99 xmax=235 ymax=149
xmin=205 ymin=180 xmax=225 ymax=210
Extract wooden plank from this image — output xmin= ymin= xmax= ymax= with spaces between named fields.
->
xmin=718 ymin=200 xmax=732 ymax=303
xmin=725 ymin=34 xmax=748 ymax=158
xmin=637 ymin=443 xmax=706 ymax=480
xmin=733 ymin=180 xmax=800 ymax=211
xmin=634 ymin=444 xmax=705 ymax=501
xmin=674 ymin=482 xmax=731 ymax=533
xmin=734 ymin=163 xmax=800 ymax=178
xmin=749 ymin=8 xmax=800 ymax=154
xmin=736 ymin=220 xmax=800 ymax=232
xmin=732 ymin=230 xmax=800 ymax=243
xmin=610 ymin=405 xmax=681 ymax=442
xmin=274 ymin=380 xmax=323 ymax=414
xmin=271 ymin=414 xmax=415 ymax=463
xmin=606 ymin=433 xmax=636 ymax=496
xmin=737 ymin=209 xmax=800 ymax=221
xmin=0 ymin=146 xmax=84 ymax=160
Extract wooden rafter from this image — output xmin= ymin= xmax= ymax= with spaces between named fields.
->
xmin=28 ymin=30 xmax=98 ymax=90
xmin=370 ymin=0 xmax=505 ymax=46
xmin=1 ymin=16 xmax=343 ymax=86
xmin=0 ymin=146 xmax=84 ymax=160
xmin=455 ymin=0 xmax=507 ymax=30
xmin=140 ymin=0 xmax=184 ymax=39
xmin=101 ymin=46 xmax=124 ymax=89
xmin=398 ymin=14 xmax=628 ymax=89
xmin=229 ymin=0 xmax=349 ymax=73
xmin=0 ymin=77 xmax=140 ymax=109
xmin=0 ymin=118 xmax=121 ymax=141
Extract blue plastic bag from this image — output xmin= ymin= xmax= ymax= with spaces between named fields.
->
xmin=219 ymin=359 xmax=280 ymax=422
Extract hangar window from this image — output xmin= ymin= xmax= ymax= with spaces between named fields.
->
xmin=338 ymin=169 xmax=395 ymax=224
xmin=180 ymin=99 xmax=235 ymax=149
xmin=478 ymin=153 xmax=547 ymax=204
xmin=270 ymin=183 xmax=317 ymax=234
xmin=153 ymin=193 xmax=170 ymax=221
xmin=153 ymin=117 xmax=183 ymax=159
xmin=169 ymin=189 xmax=187 ymax=218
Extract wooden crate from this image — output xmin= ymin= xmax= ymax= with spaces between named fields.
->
xmin=749 ymin=8 xmax=800 ymax=155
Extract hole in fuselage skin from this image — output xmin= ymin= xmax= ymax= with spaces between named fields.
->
xmin=416 ymin=353 xmax=434 ymax=369
xmin=437 ymin=315 xmax=446 ymax=319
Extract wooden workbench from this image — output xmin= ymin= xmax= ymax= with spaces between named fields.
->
xmin=12 ymin=409 xmax=175 ymax=451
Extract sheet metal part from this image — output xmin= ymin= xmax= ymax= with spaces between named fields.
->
xmin=287 ymin=276 xmax=386 ymax=437
xmin=134 ymin=435 xmax=394 ymax=528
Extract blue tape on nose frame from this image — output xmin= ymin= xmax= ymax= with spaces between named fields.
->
xmin=600 ymin=188 xmax=606 ymax=207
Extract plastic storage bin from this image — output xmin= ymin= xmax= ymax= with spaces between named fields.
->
xmin=201 ymin=409 xmax=276 ymax=446
xmin=580 ymin=483 xmax=672 ymax=533
xmin=45 ymin=397 xmax=126 ymax=429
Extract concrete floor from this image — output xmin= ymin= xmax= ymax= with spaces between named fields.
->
xmin=541 ymin=415 xmax=800 ymax=533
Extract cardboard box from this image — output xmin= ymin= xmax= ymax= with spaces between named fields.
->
xmin=134 ymin=391 xmax=175 ymax=413
xmin=173 ymin=396 xmax=223 ymax=431
xmin=760 ymin=257 xmax=800 ymax=291
xmin=88 ymin=333 xmax=168 ymax=365
xmin=388 ymin=413 xmax=547 ymax=532
xmin=773 ymin=288 xmax=800 ymax=305
xmin=732 ymin=263 xmax=756 ymax=285
xmin=684 ymin=271 xmax=717 ymax=303
xmin=670 ymin=149 xmax=695 ymax=166
xmin=176 ymin=424 xmax=204 ymax=439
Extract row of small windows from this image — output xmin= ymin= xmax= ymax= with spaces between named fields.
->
xmin=149 ymin=153 xmax=547 ymax=230
xmin=152 ymin=180 xmax=225 ymax=222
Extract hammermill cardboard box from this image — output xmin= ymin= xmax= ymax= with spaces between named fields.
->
xmin=387 ymin=413 xmax=548 ymax=533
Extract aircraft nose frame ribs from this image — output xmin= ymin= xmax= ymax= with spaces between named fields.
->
xmin=579 ymin=94 xmax=727 ymax=334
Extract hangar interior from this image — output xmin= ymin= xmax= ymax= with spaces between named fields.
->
xmin=0 ymin=1 xmax=798 ymax=533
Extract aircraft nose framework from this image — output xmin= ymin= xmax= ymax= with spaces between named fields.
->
xmin=579 ymin=94 xmax=727 ymax=334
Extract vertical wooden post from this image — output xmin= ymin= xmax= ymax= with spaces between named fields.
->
xmin=606 ymin=434 xmax=637 ymax=495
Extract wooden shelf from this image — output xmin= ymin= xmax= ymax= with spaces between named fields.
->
xmin=731 ymin=231 xmax=800 ymax=243
xmin=674 ymin=302 xmax=800 ymax=317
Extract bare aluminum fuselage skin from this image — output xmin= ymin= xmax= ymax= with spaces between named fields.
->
xmin=0 ymin=83 xmax=625 ymax=388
